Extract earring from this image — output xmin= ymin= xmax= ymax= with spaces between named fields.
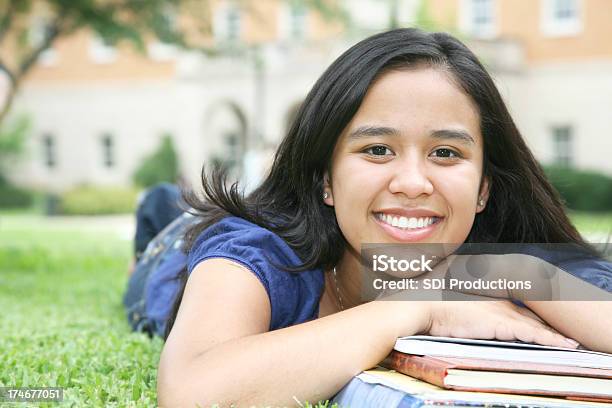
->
xmin=323 ymin=192 xmax=329 ymax=200
xmin=478 ymin=198 xmax=485 ymax=207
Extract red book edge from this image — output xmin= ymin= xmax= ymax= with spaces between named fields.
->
xmin=381 ymin=350 xmax=612 ymax=403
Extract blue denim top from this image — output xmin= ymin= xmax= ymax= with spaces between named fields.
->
xmin=187 ymin=216 xmax=325 ymax=330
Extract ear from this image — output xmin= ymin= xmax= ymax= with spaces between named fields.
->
xmin=323 ymin=172 xmax=334 ymax=206
xmin=476 ymin=177 xmax=491 ymax=213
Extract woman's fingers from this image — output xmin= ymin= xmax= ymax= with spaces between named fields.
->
xmin=500 ymin=302 xmax=579 ymax=348
xmin=513 ymin=319 xmax=580 ymax=349
xmin=427 ymin=300 xmax=580 ymax=349
xmin=508 ymin=303 xmax=582 ymax=346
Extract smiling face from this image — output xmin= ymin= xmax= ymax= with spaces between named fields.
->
xmin=324 ymin=67 xmax=489 ymax=255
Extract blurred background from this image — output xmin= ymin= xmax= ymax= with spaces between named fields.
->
xmin=0 ymin=0 xmax=611 ymax=227
xmin=0 ymin=2 xmax=611 ymax=404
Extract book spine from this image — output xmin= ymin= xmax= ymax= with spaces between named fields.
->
xmin=381 ymin=352 xmax=450 ymax=388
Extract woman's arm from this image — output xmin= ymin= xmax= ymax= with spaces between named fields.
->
xmin=158 ymin=258 xmax=417 ymax=407
xmin=524 ymin=301 xmax=612 ymax=353
xmin=157 ymin=258 xmax=577 ymax=407
xmin=158 ymin=259 xmax=418 ymax=407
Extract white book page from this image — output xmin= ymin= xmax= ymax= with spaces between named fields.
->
xmin=394 ymin=336 xmax=612 ymax=369
xmin=399 ymin=335 xmax=612 ymax=356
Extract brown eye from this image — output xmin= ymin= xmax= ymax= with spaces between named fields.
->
xmin=365 ymin=145 xmax=393 ymax=156
xmin=431 ymin=148 xmax=459 ymax=158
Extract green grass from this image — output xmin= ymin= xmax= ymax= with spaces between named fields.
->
xmin=0 ymin=214 xmax=162 ymax=407
xmin=568 ymin=211 xmax=612 ymax=236
xmin=0 ymin=214 xmax=337 ymax=407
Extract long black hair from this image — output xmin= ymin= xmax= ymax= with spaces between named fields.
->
xmin=165 ymin=28 xmax=587 ymax=339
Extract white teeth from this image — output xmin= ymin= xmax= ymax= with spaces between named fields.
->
xmin=378 ymin=213 xmax=437 ymax=230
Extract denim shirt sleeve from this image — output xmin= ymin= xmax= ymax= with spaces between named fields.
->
xmin=187 ymin=216 xmax=325 ymax=330
xmin=558 ymin=257 xmax=612 ymax=292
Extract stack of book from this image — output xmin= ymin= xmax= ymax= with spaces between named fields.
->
xmin=356 ymin=336 xmax=612 ymax=407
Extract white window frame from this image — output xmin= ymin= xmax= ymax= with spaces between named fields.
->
xmin=460 ymin=0 xmax=498 ymax=39
xmin=38 ymin=48 xmax=58 ymax=67
xmin=30 ymin=18 xmax=58 ymax=66
xmin=101 ymin=133 xmax=115 ymax=168
xmin=147 ymin=5 xmax=179 ymax=61
xmin=42 ymin=133 xmax=57 ymax=169
xmin=147 ymin=42 xmax=178 ymax=62
xmin=344 ymin=0 xmax=390 ymax=31
xmin=551 ymin=125 xmax=574 ymax=167
xmin=459 ymin=0 xmax=499 ymax=39
xmin=540 ymin=0 xmax=582 ymax=37
xmin=278 ymin=2 xmax=308 ymax=41
xmin=214 ymin=3 xmax=242 ymax=43
xmin=89 ymin=35 xmax=117 ymax=64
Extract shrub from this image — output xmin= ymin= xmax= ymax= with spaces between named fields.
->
xmin=133 ymin=135 xmax=179 ymax=188
xmin=0 ymin=181 xmax=34 ymax=208
xmin=543 ymin=166 xmax=612 ymax=212
xmin=60 ymin=186 xmax=139 ymax=215
xmin=0 ymin=115 xmax=30 ymax=178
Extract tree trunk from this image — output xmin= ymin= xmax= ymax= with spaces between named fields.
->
xmin=0 ymin=78 xmax=17 ymax=126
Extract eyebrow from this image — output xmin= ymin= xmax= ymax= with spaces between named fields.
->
xmin=430 ymin=129 xmax=475 ymax=145
xmin=347 ymin=126 xmax=399 ymax=140
xmin=347 ymin=126 xmax=475 ymax=145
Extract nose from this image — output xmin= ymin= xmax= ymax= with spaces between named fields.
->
xmin=388 ymin=156 xmax=434 ymax=198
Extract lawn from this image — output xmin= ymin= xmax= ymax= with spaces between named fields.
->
xmin=0 ymin=211 xmax=610 ymax=407
xmin=568 ymin=211 xmax=612 ymax=238
xmin=0 ymin=214 xmax=162 ymax=407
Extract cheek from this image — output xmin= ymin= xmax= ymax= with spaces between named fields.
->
xmin=332 ymin=158 xmax=386 ymax=204
xmin=432 ymin=165 xmax=481 ymax=236
xmin=434 ymin=164 xmax=481 ymax=208
xmin=331 ymin=159 xmax=384 ymax=243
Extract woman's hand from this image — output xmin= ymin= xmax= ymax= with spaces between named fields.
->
xmin=423 ymin=300 xmax=580 ymax=348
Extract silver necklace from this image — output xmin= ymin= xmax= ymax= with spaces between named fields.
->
xmin=332 ymin=266 xmax=345 ymax=311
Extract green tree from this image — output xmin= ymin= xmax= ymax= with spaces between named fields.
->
xmin=0 ymin=0 xmax=194 ymax=124
xmin=0 ymin=0 xmax=347 ymax=126
xmin=133 ymin=134 xmax=178 ymax=188
xmin=0 ymin=114 xmax=33 ymax=208
xmin=0 ymin=114 xmax=29 ymax=183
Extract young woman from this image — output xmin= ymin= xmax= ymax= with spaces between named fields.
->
xmin=156 ymin=28 xmax=612 ymax=406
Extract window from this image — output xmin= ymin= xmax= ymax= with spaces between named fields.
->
xmin=541 ymin=0 xmax=582 ymax=37
xmin=226 ymin=8 xmax=241 ymax=41
xmin=473 ymin=0 xmax=493 ymax=26
xmin=345 ymin=0 xmax=390 ymax=31
xmin=461 ymin=0 xmax=497 ymax=39
xmin=89 ymin=35 xmax=117 ymax=64
xmin=215 ymin=4 xmax=241 ymax=43
xmin=30 ymin=18 xmax=58 ymax=66
xmin=101 ymin=133 xmax=115 ymax=168
xmin=554 ymin=0 xmax=578 ymax=20
xmin=42 ymin=134 xmax=56 ymax=168
xmin=289 ymin=4 xmax=307 ymax=40
xmin=148 ymin=6 xmax=179 ymax=61
xmin=552 ymin=126 xmax=573 ymax=166
xmin=279 ymin=3 xmax=309 ymax=40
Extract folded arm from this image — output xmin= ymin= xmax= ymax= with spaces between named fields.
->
xmin=525 ymin=301 xmax=612 ymax=353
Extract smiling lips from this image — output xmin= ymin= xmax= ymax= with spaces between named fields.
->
xmin=374 ymin=210 xmax=443 ymax=241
